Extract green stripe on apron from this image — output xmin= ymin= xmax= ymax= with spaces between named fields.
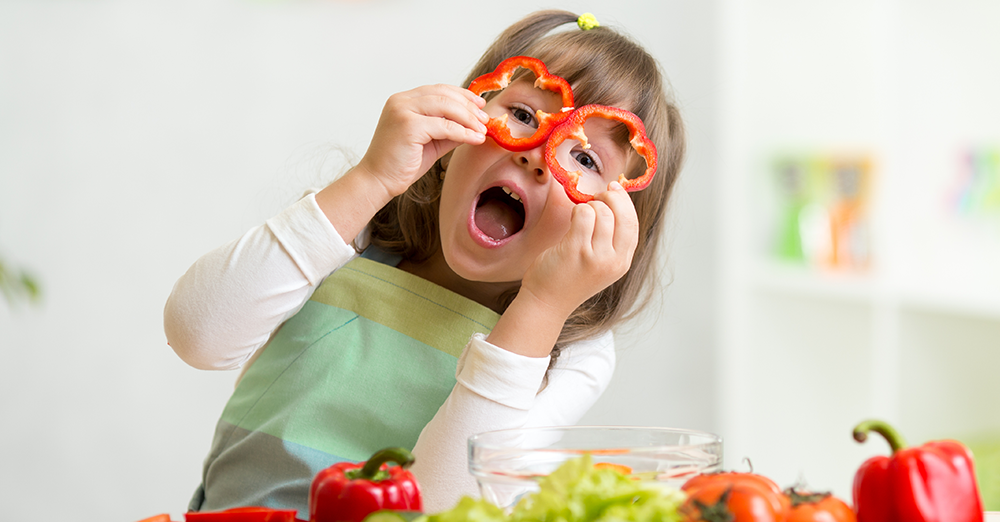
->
xmin=311 ymin=257 xmax=500 ymax=357
xmin=196 ymin=256 xmax=500 ymax=512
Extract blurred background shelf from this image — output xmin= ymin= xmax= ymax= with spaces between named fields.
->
xmin=753 ymin=260 xmax=1000 ymax=320
xmin=751 ymin=262 xmax=876 ymax=303
xmin=899 ymin=287 xmax=1000 ymax=322
xmin=718 ymin=0 xmax=1000 ymax=506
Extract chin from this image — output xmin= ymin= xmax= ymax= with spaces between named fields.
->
xmin=441 ymin=243 xmax=523 ymax=286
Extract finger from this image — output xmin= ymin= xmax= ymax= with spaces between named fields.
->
xmin=459 ymin=85 xmax=488 ymax=109
xmin=435 ymin=83 xmax=488 ymax=111
xmin=446 ymin=84 xmax=488 ymax=121
xmin=410 ymin=84 xmax=490 ymax=126
xmin=595 ymin=181 xmax=640 ymax=255
xmin=587 ymin=199 xmax=617 ymax=251
xmin=414 ymin=83 xmax=486 ymax=108
xmin=417 ymin=114 xmax=487 ymax=147
xmin=409 ymin=97 xmax=489 ymax=139
xmin=567 ymin=203 xmax=597 ymax=251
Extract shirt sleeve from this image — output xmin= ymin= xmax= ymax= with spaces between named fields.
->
xmin=410 ymin=330 xmax=616 ymax=513
xmin=163 ymin=192 xmax=357 ymax=371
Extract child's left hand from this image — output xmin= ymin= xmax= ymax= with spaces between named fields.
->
xmin=485 ymin=181 xmax=638 ymax=358
xmin=520 ymin=181 xmax=639 ymax=320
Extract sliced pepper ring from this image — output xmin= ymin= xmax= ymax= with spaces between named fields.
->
xmin=468 ymin=55 xmax=575 ymax=152
xmin=544 ymin=104 xmax=659 ymax=204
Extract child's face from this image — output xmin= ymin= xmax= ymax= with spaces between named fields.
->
xmin=437 ymin=77 xmax=632 ymax=285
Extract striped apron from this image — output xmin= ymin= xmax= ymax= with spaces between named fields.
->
xmin=190 ymin=255 xmax=499 ymax=514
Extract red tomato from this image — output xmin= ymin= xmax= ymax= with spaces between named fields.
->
xmin=684 ymin=472 xmax=785 ymax=497
xmin=785 ymin=489 xmax=856 ymax=522
xmin=681 ymin=472 xmax=791 ymax=522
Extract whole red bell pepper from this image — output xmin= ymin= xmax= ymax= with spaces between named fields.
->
xmin=309 ymin=447 xmax=422 ymax=522
xmin=468 ymin=55 xmax=575 ymax=152
xmin=852 ymin=419 xmax=984 ymax=522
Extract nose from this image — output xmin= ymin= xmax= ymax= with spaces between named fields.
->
xmin=514 ymin=146 xmax=548 ymax=182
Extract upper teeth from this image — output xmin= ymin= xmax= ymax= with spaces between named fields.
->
xmin=501 ymin=186 xmax=521 ymax=202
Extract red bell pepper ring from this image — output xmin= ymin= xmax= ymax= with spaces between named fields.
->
xmin=544 ymin=104 xmax=658 ymax=204
xmin=852 ymin=419 xmax=984 ymax=522
xmin=309 ymin=447 xmax=422 ymax=522
xmin=468 ymin=55 xmax=575 ymax=152
xmin=185 ymin=507 xmax=300 ymax=522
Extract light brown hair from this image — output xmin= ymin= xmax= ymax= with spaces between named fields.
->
xmin=369 ymin=10 xmax=686 ymax=364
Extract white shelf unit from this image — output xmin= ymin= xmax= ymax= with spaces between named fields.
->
xmin=717 ymin=0 xmax=1000 ymax=500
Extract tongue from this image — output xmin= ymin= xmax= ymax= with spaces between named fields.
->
xmin=475 ymin=199 xmax=522 ymax=240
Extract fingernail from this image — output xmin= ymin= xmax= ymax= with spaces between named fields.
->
xmin=610 ymin=181 xmax=623 ymax=191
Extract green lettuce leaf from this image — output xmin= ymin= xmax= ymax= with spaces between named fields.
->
xmin=421 ymin=496 xmax=508 ymax=522
xmin=423 ymin=454 xmax=685 ymax=522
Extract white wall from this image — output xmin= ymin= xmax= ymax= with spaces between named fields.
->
xmin=0 ymin=1 xmax=719 ymax=520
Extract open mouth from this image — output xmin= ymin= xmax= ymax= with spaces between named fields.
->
xmin=473 ymin=186 xmax=525 ymax=242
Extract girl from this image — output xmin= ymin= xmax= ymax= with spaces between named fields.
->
xmin=164 ymin=9 xmax=686 ymax=515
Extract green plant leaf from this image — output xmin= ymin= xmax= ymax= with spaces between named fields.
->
xmin=0 ymin=255 xmax=42 ymax=307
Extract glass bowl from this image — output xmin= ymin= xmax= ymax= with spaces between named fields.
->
xmin=468 ymin=426 xmax=723 ymax=510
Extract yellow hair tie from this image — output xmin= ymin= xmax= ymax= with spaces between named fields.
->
xmin=577 ymin=13 xmax=600 ymax=31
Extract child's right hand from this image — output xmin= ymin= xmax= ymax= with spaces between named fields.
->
xmin=356 ymin=84 xmax=489 ymax=198
xmin=315 ymin=85 xmax=488 ymax=244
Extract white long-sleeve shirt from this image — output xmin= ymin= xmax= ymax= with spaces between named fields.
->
xmin=164 ymin=192 xmax=616 ymax=513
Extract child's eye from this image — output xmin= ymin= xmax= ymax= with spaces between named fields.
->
xmin=508 ymin=104 xmax=538 ymax=128
xmin=573 ymin=149 xmax=602 ymax=173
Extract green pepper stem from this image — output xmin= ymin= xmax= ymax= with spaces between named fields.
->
xmin=358 ymin=447 xmax=416 ymax=480
xmin=853 ymin=419 xmax=907 ymax=453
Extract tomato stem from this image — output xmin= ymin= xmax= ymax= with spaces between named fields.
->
xmin=785 ymin=487 xmax=832 ymax=507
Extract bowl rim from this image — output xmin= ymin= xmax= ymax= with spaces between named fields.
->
xmin=468 ymin=425 xmax=724 ymax=452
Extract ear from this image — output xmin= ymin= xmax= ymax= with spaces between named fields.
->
xmin=439 ymin=151 xmax=453 ymax=172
